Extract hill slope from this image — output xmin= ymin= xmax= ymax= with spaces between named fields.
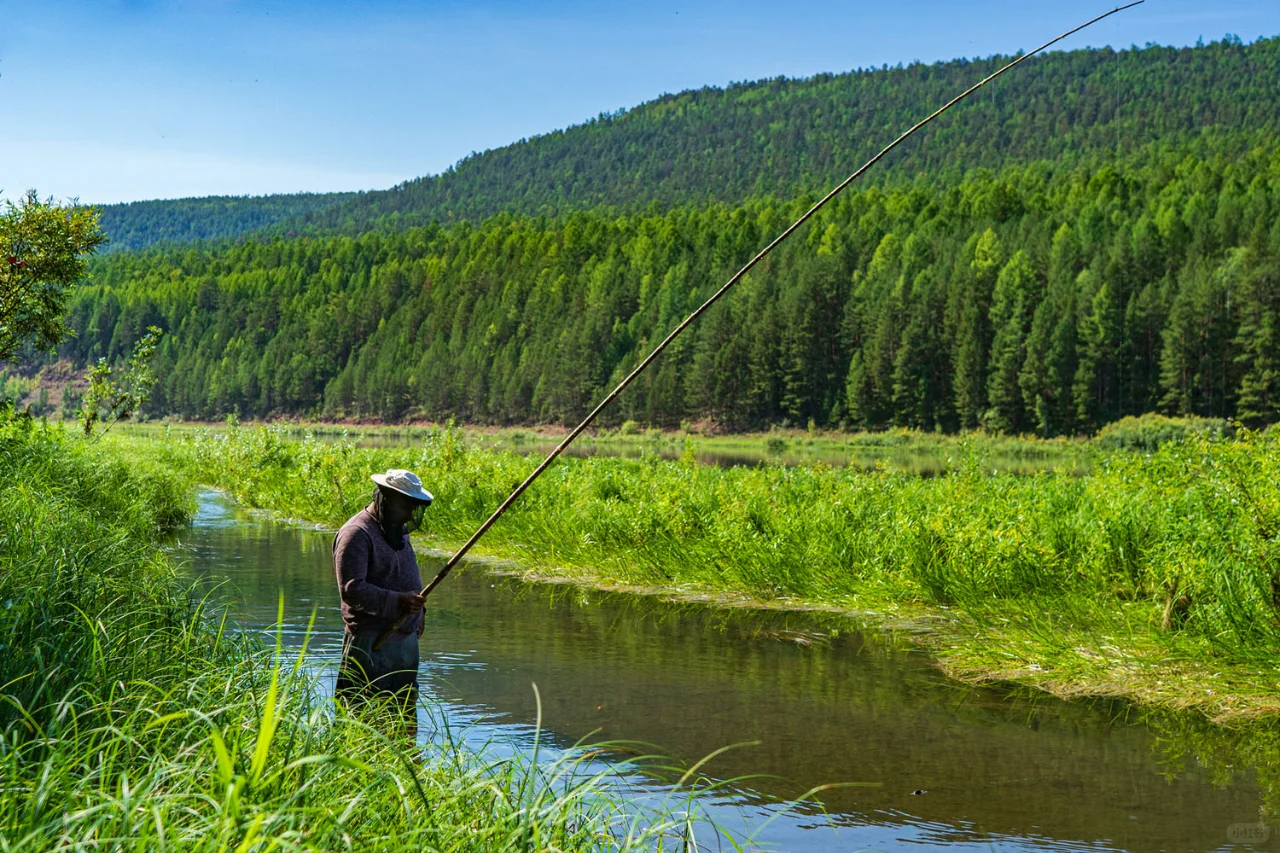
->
xmin=94 ymin=37 xmax=1280 ymax=248
xmin=61 ymin=138 xmax=1280 ymax=433
xmin=275 ymin=36 xmax=1280 ymax=234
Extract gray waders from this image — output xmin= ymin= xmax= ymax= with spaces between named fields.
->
xmin=336 ymin=630 xmax=420 ymax=710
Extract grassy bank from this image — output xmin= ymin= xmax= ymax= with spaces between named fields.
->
xmin=129 ymin=420 xmax=1280 ymax=722
xmin=0 ymin=411 xmax=726 ymax=851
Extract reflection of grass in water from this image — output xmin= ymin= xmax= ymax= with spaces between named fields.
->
xmin=0 ymin=414 xmax=737 ymax=851
xmin=118 ymin=422 xmax=1280 ymax=720
xmin=1144 ymin=710 xmax=1280 ymax=821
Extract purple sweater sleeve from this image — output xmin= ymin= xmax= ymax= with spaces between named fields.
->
xmin=333 ymin=525 xmax=401 ymax=620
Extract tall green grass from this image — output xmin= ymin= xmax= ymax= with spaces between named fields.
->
xmin=0 ymin=410 xmax=732 ymax=851
xmin=140 ymin=421 xmax=1280 ymax=717
xmin=0 ymin=411 xmax=195 ymax=735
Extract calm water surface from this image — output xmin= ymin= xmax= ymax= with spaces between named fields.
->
xmin=175 ymin=489 xmax=1263 ymax=853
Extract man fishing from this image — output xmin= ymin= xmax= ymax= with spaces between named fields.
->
xmin=333 ymin=468 xmax=434 ymax=728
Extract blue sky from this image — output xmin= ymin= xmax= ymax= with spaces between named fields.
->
xmin=3 ymin=1 xmax=1278 ymax=205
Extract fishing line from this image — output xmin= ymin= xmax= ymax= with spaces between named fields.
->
xmin=375 ymin=0 xmax=1145 ymax=651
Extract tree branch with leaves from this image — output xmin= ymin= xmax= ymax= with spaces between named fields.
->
xmin=79 ymin=326 xmax=164 ymax=440
xmin=0 ymin=190 xmax=106 ymax=363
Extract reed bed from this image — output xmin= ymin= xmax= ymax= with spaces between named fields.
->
xmin=139 ymin=421 xmax=1280 ymax=718
xmin=0 ymin=411 xmax=732 ymax=851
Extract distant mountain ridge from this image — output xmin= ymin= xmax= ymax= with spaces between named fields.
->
xmin=273 ymin=35 xmax=1280 ymax=234
xmin=94 ymin=192 xmax=356 ymax=252
xmin=95 ymin=35 xmax=1280 ymax=249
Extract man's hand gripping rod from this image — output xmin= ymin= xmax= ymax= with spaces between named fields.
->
xmin=374 ymin=1 xmax=1144 ymax=651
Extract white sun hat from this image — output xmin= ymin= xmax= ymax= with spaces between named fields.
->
xmin=371 ymin=468 xmax=434 ymax=504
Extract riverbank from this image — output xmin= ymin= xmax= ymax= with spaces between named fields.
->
xmin=0 ymin=410 xmax=723 ymax=851
xmin=122 ymin=420 xmax=1280 ymax=723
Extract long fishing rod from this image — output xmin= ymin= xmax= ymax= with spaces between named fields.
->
xmin=375 ymin=1 xmax=1144 ymax=651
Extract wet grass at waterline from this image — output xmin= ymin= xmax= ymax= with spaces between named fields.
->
xmin=0 ymin=414 xmax=734 ymax=851
xmin=137 ymin=421 xmax=1280 ymax=721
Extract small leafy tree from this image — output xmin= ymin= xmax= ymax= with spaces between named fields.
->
xmin=79 ymin=326 xmax=163 ymax=439
xmin=0 ymin=190 xmax=105 ymax=362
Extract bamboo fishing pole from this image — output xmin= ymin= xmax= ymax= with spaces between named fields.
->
xmin=375 ymin=1 xmax=1144 ymax=651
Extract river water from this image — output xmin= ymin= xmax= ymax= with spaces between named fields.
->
xmin=176 ymin=489 xmax=1265 ymax=852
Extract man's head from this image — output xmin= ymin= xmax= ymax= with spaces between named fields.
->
xmin=371 ymin=468 xmax=433 ymax=533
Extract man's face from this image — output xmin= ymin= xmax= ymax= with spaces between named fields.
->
xmin=380 ymin=489 xmax=420 ymax=526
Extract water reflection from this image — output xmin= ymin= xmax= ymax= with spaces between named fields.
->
xmin=175 ymin=490 xmax=1266 ymax=853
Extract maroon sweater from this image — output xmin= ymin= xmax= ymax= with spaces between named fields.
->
xmin=332 ymin=506 xmax=424 ymax=637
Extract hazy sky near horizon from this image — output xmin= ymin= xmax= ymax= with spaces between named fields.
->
xmin=4 ymin=1 xmax=1279 ymax=205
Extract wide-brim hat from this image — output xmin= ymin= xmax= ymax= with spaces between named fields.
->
xmin=371 ymin=468 xmax=434 ymax=504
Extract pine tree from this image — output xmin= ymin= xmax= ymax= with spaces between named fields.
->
xmin=1121 ymin=276 xmax=1168 ymax=415
xmin=1157 ymin=254 xmax=1241 ymax=418
xmin=1073 ymin=279 xmax=1123 ymax=431
xmin=891 ymin=309 xmax=934 ymax=428
xmin=1233 ymin=259 xmax=1280 ymax=426
xmin=985 ymin=250 xmax=1037 ymax=433
xmin=952 ymin=229 xmax=1002 ymax=429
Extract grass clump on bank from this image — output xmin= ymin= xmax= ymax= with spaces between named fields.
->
xmin=0 ymin=409 xmax=727 ymax=851
xmin=1093 ymin=413 xmax=1236 ymax=452
xmin=138 ymin=421 xmax=1280 ymax=720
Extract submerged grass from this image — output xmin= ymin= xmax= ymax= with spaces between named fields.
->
xmin=0 ymin=411 xmax=735 ymax=851
xmin=127 ymin=420 xmax=1280 ymax=721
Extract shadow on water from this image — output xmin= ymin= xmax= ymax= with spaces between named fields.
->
xmin=174 ymin=489 xmax=1274 ymax=853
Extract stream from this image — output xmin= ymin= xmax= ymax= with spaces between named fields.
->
xmin=174 ymin=488 xmax=1267 ymax=853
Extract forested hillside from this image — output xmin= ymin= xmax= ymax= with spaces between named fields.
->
xmin=92 ymin=37 xmax=1280 ymax=248
xmin=274 ymin=36 xmax=1280 ymax=235
xmin=64 ymin=136 xmax=1280 ymax=433
xmin=95 ymin=192 xmax=355 ymax=252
